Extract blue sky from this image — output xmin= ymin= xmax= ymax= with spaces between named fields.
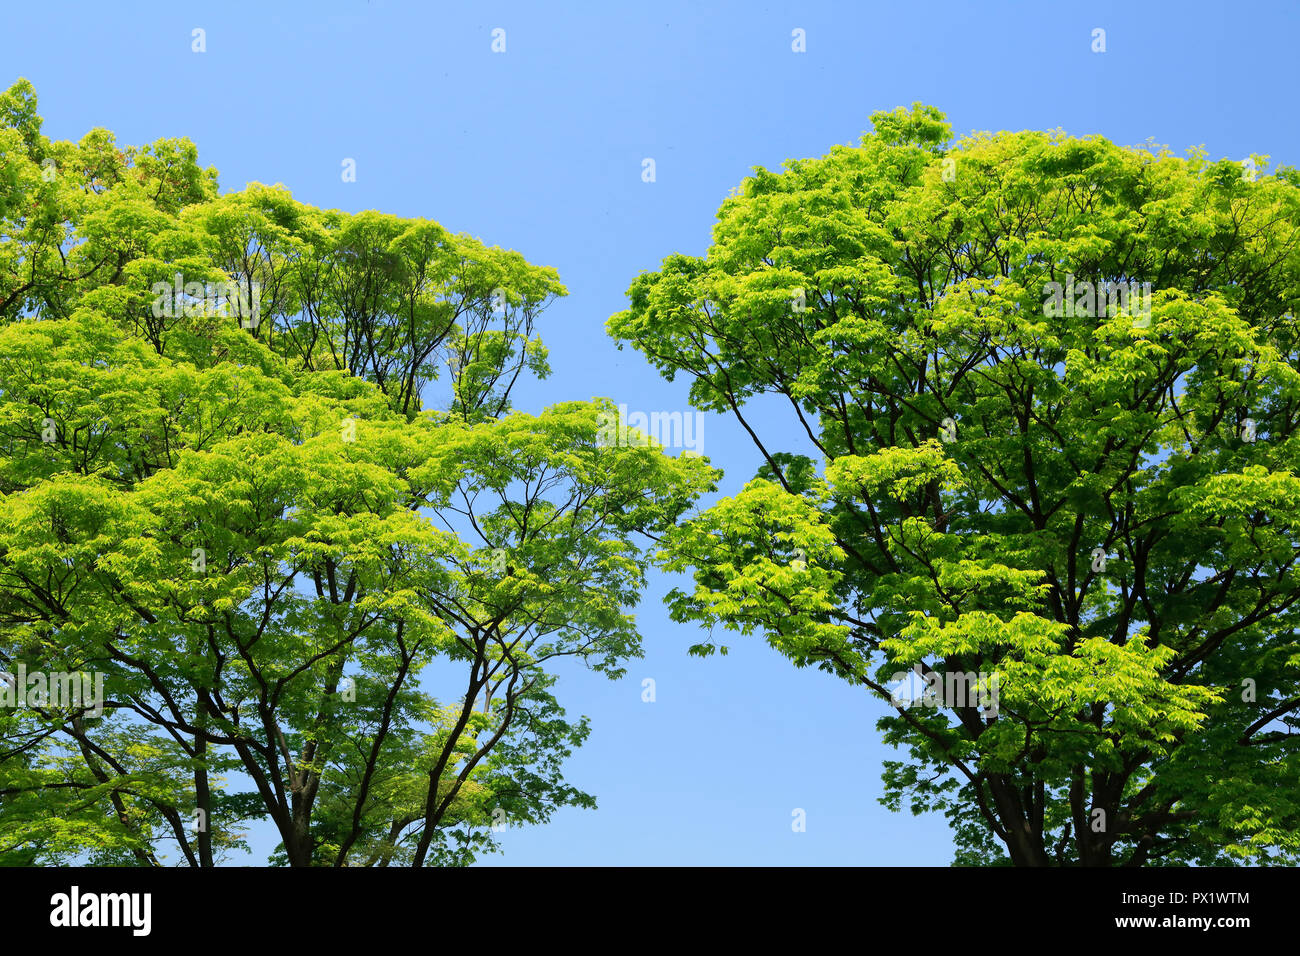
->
xmin=4 ymin=0 xmax=1297 ymax=865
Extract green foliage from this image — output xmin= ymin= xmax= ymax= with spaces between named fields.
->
xmin=611 ymin=103 xmax=1300 ymax=865
xmin=0 ymin=79 xmax=716 ymax=866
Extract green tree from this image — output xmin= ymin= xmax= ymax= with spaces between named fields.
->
xmin=0 ymin=78 xmax=716 ymax=866
xmin=610 ymin=103 xmax=1300 ymax=866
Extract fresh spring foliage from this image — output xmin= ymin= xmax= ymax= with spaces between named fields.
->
xmin=610 ymin=104 xmax=1300 ymax=866
xmin=0 ymin=78 xmax=716 ymax=866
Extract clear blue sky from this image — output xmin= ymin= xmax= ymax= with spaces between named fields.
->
xmin=4 ymin=0 xmax=1296 ymax=865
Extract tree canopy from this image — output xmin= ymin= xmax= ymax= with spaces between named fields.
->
xmin=0 ymin=77 xmax=715 ymax=866
xmin=610 ymin=103 xmax=1300 ymax=865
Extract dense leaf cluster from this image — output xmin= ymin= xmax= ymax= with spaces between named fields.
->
xmin=0 ymin=79 xmax=715 ymax=866
xmin=611 ymin=103 xmax=1300 ymax=865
